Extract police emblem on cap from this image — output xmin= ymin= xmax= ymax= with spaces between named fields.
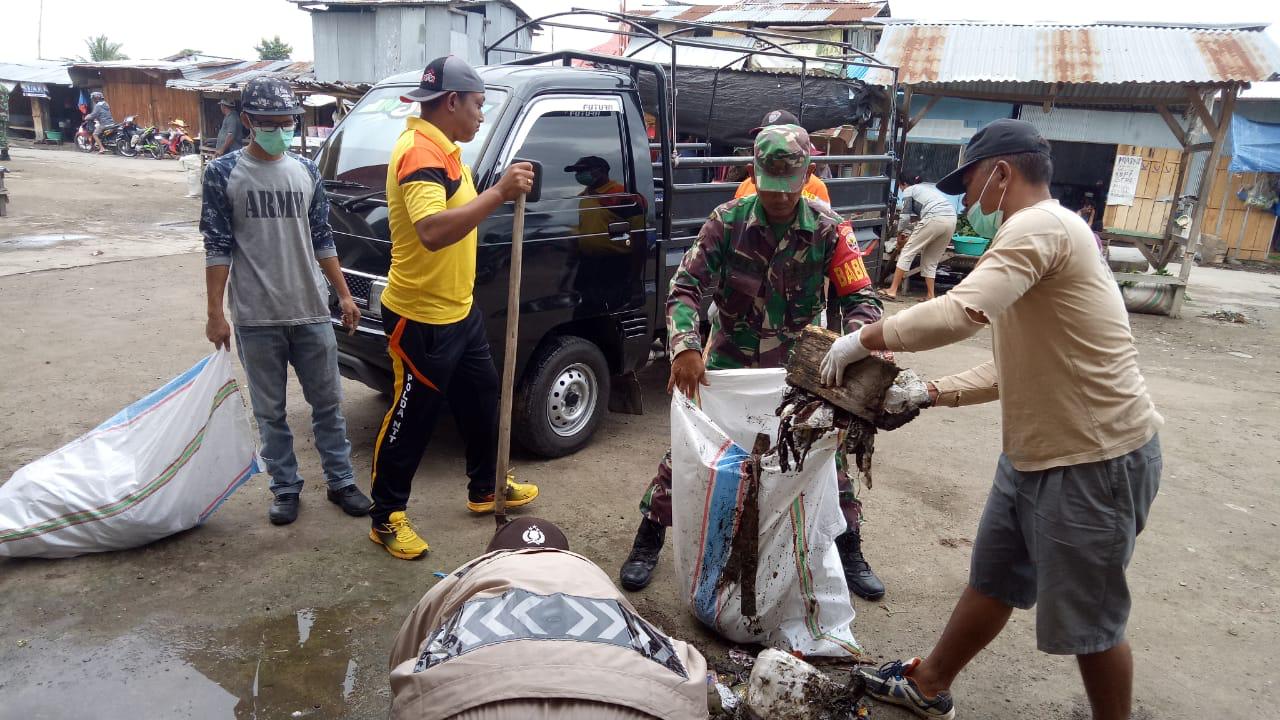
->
xmin=423 ymin=68 xmax=437 ymax=86
xmin=522 ymin=525 xmax=546 ymax=545
xmin=766 ymin=111 xmax=782 ymax=124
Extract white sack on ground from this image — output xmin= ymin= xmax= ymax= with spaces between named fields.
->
xmin=0 ymin=351 xmax=262 ymax=559
xmin=671 ymin=368 xmax=860 ymax=657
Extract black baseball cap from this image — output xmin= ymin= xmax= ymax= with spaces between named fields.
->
xmin=936 ymin=118 xmax=1051 ymax=195
xmin=564 ymin=156 xmax=610 ymax=173
xmin=750 ymin=109 xmax=800 ymax=136
xmin=487 ymin=517 xmax=570 ymax=552
xmin=402 ymin=55 xmax=485 ymax=103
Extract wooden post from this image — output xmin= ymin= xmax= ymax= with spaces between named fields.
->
xmin=1172 ymin=85 xmax=1237 ymax=318
xmin=494 ymin=193 xmax=527 ymax=528
xmin=1158 ymin=145 xmax=1192 ymax=268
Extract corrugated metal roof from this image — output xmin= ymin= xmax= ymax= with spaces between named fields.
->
xmin=0 ymin=61 xmax=73 ymax=86
xmin=867 ymin=22 xmax=1280 ymax=87
xmin=165 ymin=60 xmax=317 ymax=93
xmin=289 ymin=0 xmax=530 ymax=19
xmin=633 ymin=1 xmax=886 ymax=24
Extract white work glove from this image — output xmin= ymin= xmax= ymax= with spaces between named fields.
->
xmin=883 ymin=369 xmax=932 ymax=414
xmin=820 ymin=327 xmax=870 ymax=386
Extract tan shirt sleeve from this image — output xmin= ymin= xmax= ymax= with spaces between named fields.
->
xmin=932 ymin=360 xmax=999 ymax=407
xmin=882 ymin=208 xmax=1066 ymax=352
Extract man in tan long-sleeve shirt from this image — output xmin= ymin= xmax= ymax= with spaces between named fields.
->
xmin=821 ymin=120 xmax=1161 ymax=720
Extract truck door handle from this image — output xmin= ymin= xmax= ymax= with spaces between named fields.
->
xmin=608 ymin=221 xmax=632 ymax=246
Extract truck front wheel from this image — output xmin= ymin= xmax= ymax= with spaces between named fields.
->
xmin=514 ymin=336 xmax=610 ymax=458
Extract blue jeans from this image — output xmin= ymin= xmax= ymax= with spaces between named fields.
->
xmin=235 ymin=322 xmax=356 ymax=497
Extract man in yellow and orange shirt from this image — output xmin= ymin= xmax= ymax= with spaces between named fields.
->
xmin=368 ymin=56 xmax=539 ymax=560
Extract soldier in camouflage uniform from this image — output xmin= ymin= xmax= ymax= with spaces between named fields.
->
xmin=619 ymin=125 xmax=888 ymax=600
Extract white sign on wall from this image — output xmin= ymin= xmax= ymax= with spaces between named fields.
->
xmin=1107 ymin=155 xmax=1143 ymax=206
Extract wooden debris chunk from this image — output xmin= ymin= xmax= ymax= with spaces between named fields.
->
xmin=785 ymin=327 xmax=898 ymax=421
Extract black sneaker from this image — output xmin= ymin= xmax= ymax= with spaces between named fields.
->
xmin=836 ymin=530 xmax=886 ymax=600
xmin=269 ymin=493 xmax=300 ymax=525
xmin=619 ymin=518 xmax=665 ymax=591
xmin=859 ymin=658 xmax=955 ymax=719
xmin=327 ymin=485 xmax=372 ymax=517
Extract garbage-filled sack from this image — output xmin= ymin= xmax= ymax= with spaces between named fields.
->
xmin=671 ymin=368 xmax=860 ymax=656
xmin=0 ymin=351 xmax=262 ymax=558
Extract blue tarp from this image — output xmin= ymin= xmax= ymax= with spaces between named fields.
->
xmin=1229 ymin=115 xmax=1280 ymax=174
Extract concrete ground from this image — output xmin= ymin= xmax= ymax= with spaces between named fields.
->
xmin=1 ymin=145 xmax=1278 ymax=719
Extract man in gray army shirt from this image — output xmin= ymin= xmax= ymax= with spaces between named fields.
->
xmin=201 ymin=76 xmax=372 ymax=526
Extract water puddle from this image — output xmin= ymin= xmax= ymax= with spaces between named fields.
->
xmin=2 ymin=601 xmax=388 ymax=718
xmin=1 ymin=634 xmax=239 ymax=719
xmin=342 ymin=659 xmax=359 ymax=700
xmin=0 ymin=233 xmax=94 ymax=251
xmin=296 ymin=608 xmax=315 ymax=647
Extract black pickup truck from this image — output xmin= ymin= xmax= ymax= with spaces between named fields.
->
xmin=316 ymin=41 xmax=895 ymax=458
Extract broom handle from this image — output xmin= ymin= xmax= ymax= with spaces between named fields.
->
xmin=494 ymin=192 xmax=525 ymax=527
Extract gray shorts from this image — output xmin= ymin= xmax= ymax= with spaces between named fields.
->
xmin=970 ymin=434 xmax=1161 ymax=655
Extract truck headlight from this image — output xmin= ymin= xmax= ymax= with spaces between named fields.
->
xmin=368 ymin=280 xmax=387 ymax=318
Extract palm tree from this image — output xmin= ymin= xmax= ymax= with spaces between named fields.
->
xmin=84 ymin=35 xmax=128 ymax=61
xmin=255 ymin=36 xmax=293 ymax=61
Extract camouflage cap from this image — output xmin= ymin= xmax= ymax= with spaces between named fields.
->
xmin=754 ymin=124 xmax=811 ymax=194
xmin=240 ymin=76 xmax=301 ymax=116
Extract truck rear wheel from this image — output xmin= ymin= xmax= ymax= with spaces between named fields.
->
xmin=514 ymin=336 xmax=610 ymax=458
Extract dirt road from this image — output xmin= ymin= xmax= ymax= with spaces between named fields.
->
xmin=1 ymin=145 xmax=1278 ymax=719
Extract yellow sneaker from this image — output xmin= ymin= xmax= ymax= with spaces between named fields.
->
xmin=467 ymin=475 xmax=540 ymax=514
xmin=368 ymin=511 xmax=429 ymax=560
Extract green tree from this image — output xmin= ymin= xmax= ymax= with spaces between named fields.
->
xmin=255 ymin=36 xmax=293 ymax=61
xmin=84 ymin=35 xmax=128 ymax=61
xmin=175 ymin=48 xmax=202 ymax=58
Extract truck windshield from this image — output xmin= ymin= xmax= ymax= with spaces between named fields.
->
xmin=316 ymin=85 xmax=509 ymax=189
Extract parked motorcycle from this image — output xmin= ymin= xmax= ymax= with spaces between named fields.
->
xmin=113 ymin=116 xmax=142 ymax=157
xmin=153 ymin=120 xmax=196 ymax=159
xmin=130 ymin=124 xmax=167 ymax=159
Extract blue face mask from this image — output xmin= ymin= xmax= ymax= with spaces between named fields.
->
xmin=966 ymin=167 xmax=1007 ymax=239
xmin=253 ymin=127 xmax=294 ymax=156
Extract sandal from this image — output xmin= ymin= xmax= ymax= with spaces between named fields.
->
xmin=876 ymin=289 xmax=901 ymax=302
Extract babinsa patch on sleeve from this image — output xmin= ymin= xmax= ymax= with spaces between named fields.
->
xmin=829 ymin=221 xmax=870 ymax=295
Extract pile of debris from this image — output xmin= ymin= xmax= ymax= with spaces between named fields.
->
xmin=709 ymin=648 xmax=870 ymax=720
xmin=1201 ymin=308 xmax=1251 ymax=324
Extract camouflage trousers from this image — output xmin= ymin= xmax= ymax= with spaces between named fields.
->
xmin=638 ymin=447 xmax=865 ymax=532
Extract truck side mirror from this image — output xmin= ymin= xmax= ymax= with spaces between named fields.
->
xmin=510 ymin=157 xmax=542 ymax=203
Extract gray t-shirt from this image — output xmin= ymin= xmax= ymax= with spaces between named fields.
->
xmin=200 ymin=149 xmax=336 ymax=326
xmin=216 ymin=111 xmax=242 ymax=151
xmin=900 ymin=182 xmax=956 ymax=222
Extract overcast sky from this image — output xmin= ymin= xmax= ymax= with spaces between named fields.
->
xmin=6 ymin=0 xmax=1278 ymax=63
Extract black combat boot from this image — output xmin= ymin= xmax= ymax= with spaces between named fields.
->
xmin=619 ymin=518 xmax=666 ymax=591
xmin=836 ymin=530 xmax=885 ymax=600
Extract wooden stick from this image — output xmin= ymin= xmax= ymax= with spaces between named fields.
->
xmin=494 ymin=192 xmax=526 ymax=528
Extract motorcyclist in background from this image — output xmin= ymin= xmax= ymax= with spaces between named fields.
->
xmin=84 ymin=91 xmax=114 ymax=154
